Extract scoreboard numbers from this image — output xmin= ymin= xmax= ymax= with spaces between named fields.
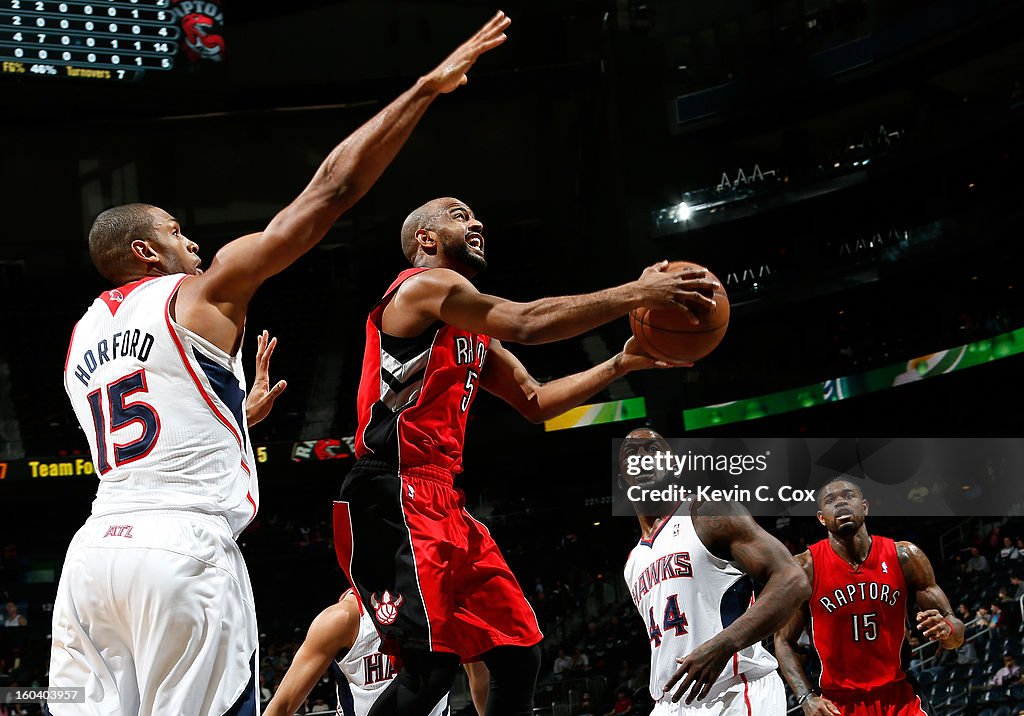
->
xmin=0 ymin=0 xmax=185 ymax=81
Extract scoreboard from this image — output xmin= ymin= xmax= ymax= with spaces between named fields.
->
xmin=0 ymin=0 xmax=221 ymax=82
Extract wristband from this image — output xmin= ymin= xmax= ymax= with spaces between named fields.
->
xmin=797 ymin=691 xmax=815 ymax=705
xmin=943 ymin=617 xmax=955 ymax=639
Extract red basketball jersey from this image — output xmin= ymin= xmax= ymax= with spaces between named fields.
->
xmin=808 ymin=536 xmax=909 ymax=696
xmin=355 ymin=268 xmax=490 ymax=474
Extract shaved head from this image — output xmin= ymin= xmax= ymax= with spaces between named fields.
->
xmin=401 ymin=195 xmax=473 ymax=264
xmin=400 ymin=197 xmax=454 ymax=264
xmin=88 ymin=203 xmax=159 ymax=284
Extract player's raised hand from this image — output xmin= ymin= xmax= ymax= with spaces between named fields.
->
xmin=917 ymin=609 xmax=954 ymax=641
xmin=615 ymin=336 xmax=693 ymax=372
xmin=801 ymin=694 xmax=842 ymax=716
xmin=663 ymin=639 xmax=731 ymax=705
xmin=246 ymin=330 xmax=287 ymax=427
xmin=636 ymin=260 xmax=718 ymax=325
xmin=422 ymin=11 xmax=510 ymax=94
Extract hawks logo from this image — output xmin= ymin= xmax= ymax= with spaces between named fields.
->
xmin=171 ymin=1 xmax=225 ymax=63
xmin=107 ymin=290 xmax=124 ymax=303
xmin=370 ymin=591 xmax=405 ymax=626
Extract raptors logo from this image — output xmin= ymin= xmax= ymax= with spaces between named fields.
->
xmin=172 ymin=1 xmax=225 ymax=63
xmin=370 ymin=591 xmax=405 ymax=626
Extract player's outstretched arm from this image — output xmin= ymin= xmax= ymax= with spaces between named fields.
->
xmin=663 ymin=513 xmax=810 ymax=705
xmin=178 ymin=12 xmax=511 ymax=353
xmin=774 ymin=554 xmax=841 ymax=716
xmin=481 ymin=337 xmax=688 ymax=423
xmin=263 ymin=598 xmax=361 ymax=716
xmin=898 ymin=541 xmax=965 ymax=650
xmin=246 ymin=330 xmax=287 ymax=427
xmin=385 ymin=261 xmax=718 ymax=345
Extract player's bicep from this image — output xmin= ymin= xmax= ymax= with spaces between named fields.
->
xmin=899 ymin=543 xmax=958 ymax=624
xmin=900 ymin=542 xmax=953 ymax=611
xmin=193 ymin=232 xmax=267 ymax=309
xmin=480 ymin=340 xmax=543 ymax=421
xmin=435 ymin=281 xmax=531 ymax=341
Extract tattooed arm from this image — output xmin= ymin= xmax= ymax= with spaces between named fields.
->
xmin=898 ymin=541 xmax=964 ymax=650
xmin=661 ymin=507 xmax=810 ymax=704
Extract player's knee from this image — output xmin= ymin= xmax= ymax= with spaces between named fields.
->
xmin=402 ymin=649 xmax=461 ymax=696
xmin=480 ymin=646 xmax=541 ymax=716
xmin=482 ymin=644 xmax=542 ymax=685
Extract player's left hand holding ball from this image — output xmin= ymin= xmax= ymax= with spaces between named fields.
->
xmin=917 ymin=609 xmax=954 ymax=641
xmin=615 ymin=337 xmax=693 ymax=373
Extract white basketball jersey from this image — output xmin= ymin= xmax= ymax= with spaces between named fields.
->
xmin=64 ymin=275 xmax=257 ymax=538
xmin=336 ymin=602 xmax=448 ymax=716
xmin=624 ymin=512 xmax=778 ymax=702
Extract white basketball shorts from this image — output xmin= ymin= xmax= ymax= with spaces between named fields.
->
xmin=651 ymin=670 xmax=787 ymax=716
xmin=48 ymin=510 xmax=258 ymax=716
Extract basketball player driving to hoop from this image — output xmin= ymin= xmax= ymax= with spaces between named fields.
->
xmin=334 ymin=199 xmax=718 ymax=716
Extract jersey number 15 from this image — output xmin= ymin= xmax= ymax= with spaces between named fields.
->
xmin=86 ymin=369 xmax=161 ymax=474
xmin=851 ymin=612 xmax=878 ymax=642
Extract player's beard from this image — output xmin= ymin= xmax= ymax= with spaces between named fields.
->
xmin=832 ymin=515 xmax=862 ymax=536
xmin=450 ymin=238 xmax=487 ymax=273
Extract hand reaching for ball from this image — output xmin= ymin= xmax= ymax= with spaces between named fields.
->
xmin=631 ymin=261 xmax=730 ymax=363
xmin=636 ymin=260 xmax=719 ymax=324
xmin=615 ymin=337 xmax=693 ymax=374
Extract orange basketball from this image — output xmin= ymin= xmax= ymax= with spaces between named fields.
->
xmin=628 ymin=261 xmax=730 ymax=363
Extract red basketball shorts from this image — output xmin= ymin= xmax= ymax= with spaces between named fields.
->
xmin=335 ymin=459 xmax=543 ymax=662
xmin=824 ymin=680 xmax=929 ymax=716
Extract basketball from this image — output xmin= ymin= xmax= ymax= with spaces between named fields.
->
xmin=629 ymin=261 xmax=730 ymax=363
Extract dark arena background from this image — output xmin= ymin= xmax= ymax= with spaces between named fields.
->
xmin=2 ymin=1 xmax=1024 ymax=714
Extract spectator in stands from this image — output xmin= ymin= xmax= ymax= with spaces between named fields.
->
xmin=990 ymin=603 xmax=1005 ymax=630
xmin=572 ymin=647 xmax=590 ymax=674
xmin=957 ymin=602 xmax=973 ymax=622
xmin=997 ymin=589 xmax=1022 ymax=632
xmin=615 ymin=660 xmax=635 ymax=692
xmin=2 ymin=603 xmax=25 ymax=628
xmin=1012 ymin=575 xmax=1024 ymax=601
xmin=956 ymin=640 xmax=979 ymax=666
xmin=553 ymin=648 xmax=573 ymax=676
xmin=967 ymin=547 xmax=991 ymax=573
xmin=988 ymin=654 xmax=1022 ymax=687
xmin=551 ymin=579 xmax=573 ymax=613
xmin=603 ymin=689 xmax=632 ymax=716
xmin=578 ymin=691 xmax=595 ymax=716
xmin=973 ymin=606 xmax=998 ymax=644
xmin=1001 ymin=537 xmax=1021 ymax=562
xmin=989 ymin=526 xmax=1003 ymax=551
